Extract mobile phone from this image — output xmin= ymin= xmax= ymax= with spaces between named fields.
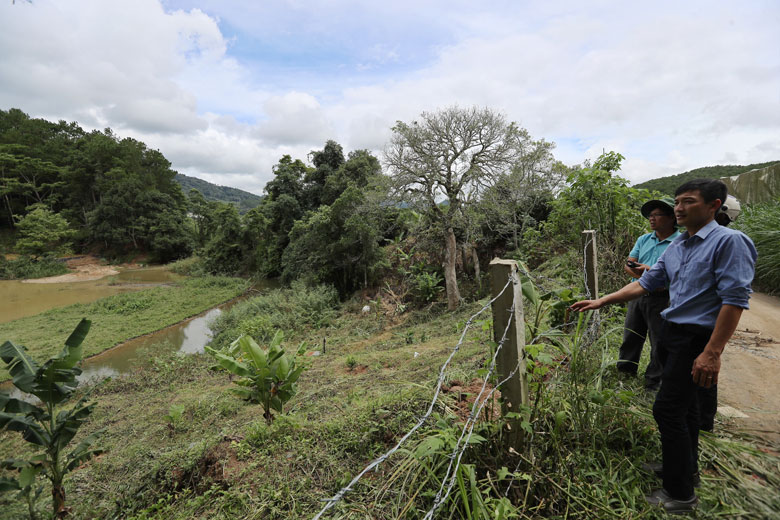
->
xmin=626 ymin=261 xmax=639 ymax=268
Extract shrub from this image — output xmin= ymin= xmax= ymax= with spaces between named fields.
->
xmin=0 ymin=255 xmax=69 ymax=280
xmin=209 ymin=282 xmax=339 ymax=349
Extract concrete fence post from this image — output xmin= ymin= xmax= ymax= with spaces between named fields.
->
xmin=489 ymin=259 xmax=529 ymax=445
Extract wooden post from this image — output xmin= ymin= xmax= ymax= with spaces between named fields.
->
xmin=489 ymin=259 xmax=529 ymax=444
xmin=582 ymin=230 xmax=598 ymax=299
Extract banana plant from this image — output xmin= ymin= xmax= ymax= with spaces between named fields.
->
xmin=0 ymin=318 xmax=104 ymax=519
xmin=205 ymin=331 xmax=306 ymax=424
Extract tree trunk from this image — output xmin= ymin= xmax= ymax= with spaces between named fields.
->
xmin=444 ymin=227 xmax=461 ymax=310
xmin=3 ymin=193 xmax=14 ymax=227
xmin=471 ymin=246 xmax=481 ymax=289
xmin=53 ymin=482 xmax=67 ymax=518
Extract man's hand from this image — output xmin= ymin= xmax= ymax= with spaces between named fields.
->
xmin=570 ymin=299 xmax=604 ymax=312
xmin=692 ymin=350 xmax=721 ymax=388
xmin=627 ymin=263 xmax=649 ymax=278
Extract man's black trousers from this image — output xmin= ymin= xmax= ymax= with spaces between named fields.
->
xmin=653 ymin=320 xmax=715 ymax=499
xmin=617 ymin=293 xmax=668 ymax=389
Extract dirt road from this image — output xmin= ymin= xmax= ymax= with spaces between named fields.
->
xmin=719 ymin=292 xmax=780 ymax=445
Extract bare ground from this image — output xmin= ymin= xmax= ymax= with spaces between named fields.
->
xmin=719 ymin=292 xmax=780 ymax=445
xmin=22 ymin=255 xmax=119 ymax=283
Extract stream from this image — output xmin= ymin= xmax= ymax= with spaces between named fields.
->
xmin=1 ymin=270 xmax=276 ymax=400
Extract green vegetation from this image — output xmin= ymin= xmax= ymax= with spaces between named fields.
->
xmin=207 ymin=282 xmax=339 ymax=350
xmin=0 ymin=276 xmax=246 ymax=365
xmin=174 ymin=173 xmax=262 ymax=214
xmin=1 ymin=288 xmax=775 ymax=519
xmin=633 ymin=161 xmax=779 ymax=195
xmin=206 ymin=332 xmax=307 ymax=424
xmin=0 ymin=109 xmax=192 ymax=262
xmin=734 ymin=199 xmax=780 ymax=293
xmin=0 ymin=256 xmax=69 ymax=280
xmin=0 ymin=319 xmax=102 ymax=520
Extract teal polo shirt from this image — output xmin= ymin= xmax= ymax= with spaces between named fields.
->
xmin=628 ymin=230 xmax=681 ymax=281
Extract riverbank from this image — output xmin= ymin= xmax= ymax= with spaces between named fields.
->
xmin=0 ymin=276 xmax=247 ymax=368
xmin=2 ymin=288 xmax=777 ymax=519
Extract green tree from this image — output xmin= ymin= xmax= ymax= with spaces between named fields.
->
xmin=14 ymin=204 xmax=75 ymax=258
xmin=542 ymin=151 xmax=654 ymax=292
xmin=202 ymin=203 xmax=245 ymax=275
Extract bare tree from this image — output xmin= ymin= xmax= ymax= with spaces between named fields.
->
xmin=384 ymin=106 xmax=523 ymax=310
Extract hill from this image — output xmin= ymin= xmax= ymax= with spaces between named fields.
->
xmin=633 ymin=161 xmax=780 ymax=195
xmin=175 ymin=173 xmax=263 ymax=214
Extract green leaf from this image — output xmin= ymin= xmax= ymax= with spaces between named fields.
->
xmin=205 ymin=346 xmax=251 ymax=377
xmin=0 ymin=340 xmax=38 ymax=393
xmin=240 ymin=336 xmax=267 ymax=370
xmin=0 ymin=476 xmax=21 ymax=493
xmin=65 ymin=428 xmax=105 ymax=472
xmin=0 ymin=413 xmax=49 ymax=446
xmin=58 ymin=318 xmax=91 ymax=369
xmin=18 ymin=464 xmax=41 ymax=488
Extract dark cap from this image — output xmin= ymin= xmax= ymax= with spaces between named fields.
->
xmin=640 ymin=197 xmax=675 ymax=218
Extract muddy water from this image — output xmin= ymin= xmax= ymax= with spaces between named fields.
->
xmin=77 ymin=305 xmax=227 ymax=384
xmin=2 ymin=278 xmax=277 ymax=399
xmin=0 ymin=267 xmax=181 ymax=324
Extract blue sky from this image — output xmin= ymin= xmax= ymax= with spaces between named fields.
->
xmin=1 ymin=0 xmax=778 ymax=194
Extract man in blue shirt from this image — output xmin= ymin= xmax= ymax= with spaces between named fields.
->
xmin=618 ymin=197 xmax=681 ymax=390
xmin=571 ymin=179 xmax=757 ymax=514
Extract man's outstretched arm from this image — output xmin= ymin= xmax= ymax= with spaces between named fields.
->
xmin=570 ymin=281 xmax=648 ymax=312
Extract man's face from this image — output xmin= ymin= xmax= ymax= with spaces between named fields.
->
xmin=674 ymin=190 xmax=720 ymax=230
xmin=647 ymin=208 xmax=675 ymax=232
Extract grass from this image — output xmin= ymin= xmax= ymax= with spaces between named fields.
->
xmin=0 ymin=275 xmax=247 ymax=366
xmin=0 ymin=289 xmax=777 ymax=519
xmin=0 ymin=255 xmax=70 ymax=280
xmin=734 ymin=199 xmax=780 ymax=293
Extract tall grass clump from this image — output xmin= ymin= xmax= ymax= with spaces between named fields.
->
xmin=734 ymin=199 xmax=780 ymax=293
xmin=209 ymin=281 xmax=340 ymax=349
xmin=0 ymin=255 xmax=69 ymax=280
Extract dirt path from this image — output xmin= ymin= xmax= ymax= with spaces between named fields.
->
xmin=22 ymin=255 xmax=119 ymax=283
xmin=719 ymin=292 xmax=780 ymax=445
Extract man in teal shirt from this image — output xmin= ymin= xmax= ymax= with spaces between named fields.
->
xmin=618 ymin=197 xmax=680 ymax=390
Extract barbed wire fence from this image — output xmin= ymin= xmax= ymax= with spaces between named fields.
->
xmin=312 ymin=276 xmax=514 ymax=520
xmin=313 ymin=235 xmax=602 ymax=519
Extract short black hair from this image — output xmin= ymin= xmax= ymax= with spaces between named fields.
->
xmin=674 ymin=178 xmax=727 ymax=204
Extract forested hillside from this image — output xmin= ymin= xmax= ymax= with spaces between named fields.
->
xmin=174 ymin=173 xmax=262 ymax=214
xmin=0 ymin=108 xmax=191 ymax=262
xmin=633 ymin=161 xmax=779 ymax=194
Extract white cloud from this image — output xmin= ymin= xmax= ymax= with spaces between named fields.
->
xmin=0 ymin=1 xmax=777 ymax=194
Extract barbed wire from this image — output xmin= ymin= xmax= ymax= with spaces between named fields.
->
xmin=422 ymin=301 xmax=516 ymax=520
xmin=312 ymin=276 xmax=515 ymax=520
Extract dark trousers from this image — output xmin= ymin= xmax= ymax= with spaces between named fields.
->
xmin=617 ymin=294 xmax=668 ymax=388
xmin=653 ymin=320 xmax=714 ymax=499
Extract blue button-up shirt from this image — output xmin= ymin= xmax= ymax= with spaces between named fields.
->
xmin=639 ymin=219 xmax=757 ymax=329
xmin=629 ymin=229 xmax=682 ymax=281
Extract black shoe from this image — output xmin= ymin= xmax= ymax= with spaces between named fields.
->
xmin=642 ymin=462 xmax=701 ymax=488
xmin=645 ymin=488 xmax=698 ymax=514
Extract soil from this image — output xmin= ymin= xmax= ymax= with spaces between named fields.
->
xmin=719 ymin=292 xmax=780 ymax=445
xmin=22 ymin=255 xmax=119 ymax=283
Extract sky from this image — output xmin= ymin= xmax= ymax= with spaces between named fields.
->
xmin=1 ymin=0 xmax=778 ymax=195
